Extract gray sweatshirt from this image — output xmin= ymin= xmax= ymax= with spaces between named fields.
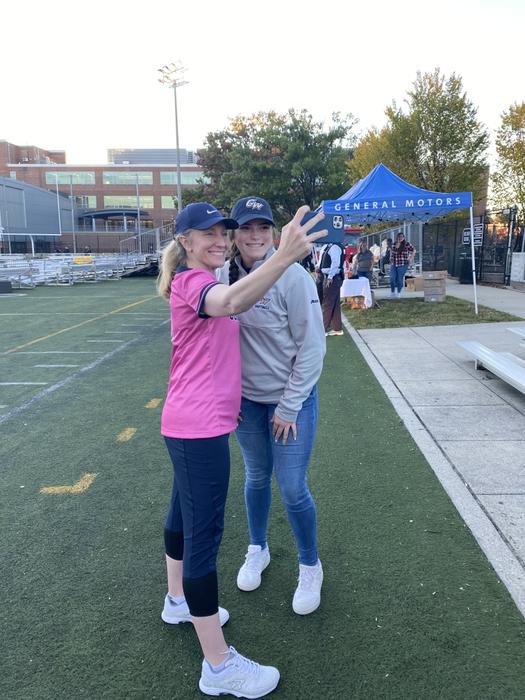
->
xmin=219 ymin=249 xmax=326 ymax=422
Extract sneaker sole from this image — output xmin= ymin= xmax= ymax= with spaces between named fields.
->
xmin=236 ymin=557 xmax=270 ymax=592
xmin=292 ymin=598 xmax=321 ymax=615
xmin=198 ymin=674 xmax=279 ymax=698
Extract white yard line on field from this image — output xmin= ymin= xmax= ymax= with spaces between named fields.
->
xmin=33 ymin=364 xmax=80 ymax=368
xmin=0 ymin=382 xmax=49 ymax=386
xmin=0 ymin=339 xmax=138 ymax=429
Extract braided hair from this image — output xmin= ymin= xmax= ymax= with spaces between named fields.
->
xmin=227 ymin=237 xmax=241 ymax=285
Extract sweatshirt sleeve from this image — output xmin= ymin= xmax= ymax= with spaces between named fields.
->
xmin=274 ymin=268 xmax=326 ymax=423
xmin=217 ymin=262 xmax=229 ymax=284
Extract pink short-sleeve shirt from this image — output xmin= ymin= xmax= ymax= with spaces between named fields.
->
xmin=161 ymin=268 xmax=241 ymax=439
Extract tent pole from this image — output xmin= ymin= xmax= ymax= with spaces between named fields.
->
xmin=469 ymin=206 xmax=478 ymax=315
xmin=419 ymin=222 xmax=422 ymax=275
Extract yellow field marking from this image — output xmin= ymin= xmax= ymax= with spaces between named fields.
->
xmin=4 ymin=296 xmax=158 ymax=355
xmin=145 ymin=398 xmax=162 ymax=409
xmin=40 ymin=472 xmax=97 ymax=495
xmin=116 ymin=427 xmax=137 ymax=442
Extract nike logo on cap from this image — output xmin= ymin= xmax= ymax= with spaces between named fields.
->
xmin=206 ymin=209 xmax=217 ymax=214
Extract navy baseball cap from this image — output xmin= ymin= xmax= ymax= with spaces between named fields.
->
xmin=175 ymin=202 xmax=238 ymax=234
xmin=231 ymin=196 xmax=275 ymax=227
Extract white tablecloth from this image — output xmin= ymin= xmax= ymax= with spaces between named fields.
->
xmin=340 ymin=278 xmax=372 ymax=308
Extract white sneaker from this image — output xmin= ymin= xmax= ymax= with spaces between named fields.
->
xmin=326 ymin=330 xmax=344 ymax=336
xmin=161 ymin=595 xmax=229 ymax=626
xmin=388 ymin=290 xmax=395 ymax=299
xmin=395 ymin=291 xmax=401 ymax=298
xmin=237 ymin=545 xmax=270 ymax=592
xmin=292 ymin=560 xmax=323 ymax=615
xmin=199 ymin=646 xmax=280 ymax=698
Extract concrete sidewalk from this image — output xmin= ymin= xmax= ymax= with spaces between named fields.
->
xmin=343 ymin=302 xmax=525 ymax=618
xmin=443 ymin=278 xmax=525 ymax=318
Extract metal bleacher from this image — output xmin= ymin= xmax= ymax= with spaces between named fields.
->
xmin=0 ymin=253 xmax=154 ymax=288
xmin=457 ymin=336 xmax=525 ymax=397
xmin=0 ymin=222 xmax=174 ymax=289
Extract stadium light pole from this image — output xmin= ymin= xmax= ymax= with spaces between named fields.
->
xmin=158 ymin=62 xmax=188 ymax=213
xmin=54 ymin=173 xmax=63 ymax=238
xmin=135 ymin=173 xmax=142 ymax=254
xmin=69 ymin=175 xmax=77 ymax=254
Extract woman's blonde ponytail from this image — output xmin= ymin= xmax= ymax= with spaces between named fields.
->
xmin=157 ymin=236 xmax=188 ymax=299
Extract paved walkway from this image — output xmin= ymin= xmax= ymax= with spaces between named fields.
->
xmin=344 ymin=283 xmax=525 ymax=618
xmin=445 ymin=278 xmax=525 ymax=318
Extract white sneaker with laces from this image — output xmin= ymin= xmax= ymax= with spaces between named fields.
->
xmin=237 ymin=545 xmax=270 ymax=592
xmin=161 ymin=595 xmax=229 ymax=626
xmin=292 ymin=560 xmax=323 ymax=615
xmin=199 ymin=646 xmax=280 ymax=698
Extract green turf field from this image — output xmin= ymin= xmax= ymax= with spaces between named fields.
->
xmin=1 ymin=279 xmax=524 ymax=699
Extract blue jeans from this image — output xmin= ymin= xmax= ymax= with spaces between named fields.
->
xmin=235 ymin=387 xmax=319 ymax=566
xmin=390 ymin=264 xmax=408 ymax=293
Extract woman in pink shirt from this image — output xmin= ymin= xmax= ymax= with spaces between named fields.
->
xmin=157 ymin=201 xmax=325 ymax=698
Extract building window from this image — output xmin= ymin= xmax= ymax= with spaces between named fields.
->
xmin=104 ymin=195 xmax=154 ymax=208
xmin=161 ymin=195 xmax=179 ymax=209
xmin=9 ymin=171 xmax=16 ymax=179
xmin=4 ymin=185 xmax=26 ymax=228
xmin=160 ymin=171 xmax=205 ymax=185
xmin=45 ymin=171 xmax=96 ymax=185
xmin=75 ymin=195 xmax=97 ymax=209
xmin=102 ymin=171 xmax=153 ymax=185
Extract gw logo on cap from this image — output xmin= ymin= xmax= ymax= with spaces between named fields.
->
xmin=246 ymin=199 xmax=264 ymax=210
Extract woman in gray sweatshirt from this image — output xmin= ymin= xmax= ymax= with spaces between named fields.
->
xmin=220 ymin=195 xmax=326 ymax=615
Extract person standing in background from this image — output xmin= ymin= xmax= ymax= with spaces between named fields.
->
xmin=390 ymin=232 xmax=415 ymax=298
xmin=319 ymin=242 xmax=345 ymax=336
xmin=353 ymin=239 xmax=374 ymax=282
xmin=380 ymin=238 xmax=393 ymax=275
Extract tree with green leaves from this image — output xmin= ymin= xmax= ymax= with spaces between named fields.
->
xmin=490 ymin=102 xmax=525 ymax=225
xmin=349 ymin=69 xmax=489 ymax=202
xmin=188 ymin=110 xmax=356 ymax=225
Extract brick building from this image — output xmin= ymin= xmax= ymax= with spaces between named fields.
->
xmin=0 ymin=140 xmax=204 ymax=252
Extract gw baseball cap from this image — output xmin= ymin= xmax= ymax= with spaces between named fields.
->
xmin=175 ymin=202 xmax=238 ymax=234
xmin=231 ymin=196 xmax=275 ymax=227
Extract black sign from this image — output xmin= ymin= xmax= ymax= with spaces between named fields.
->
xmin=463 ymin=224 xmax=483 ymax=246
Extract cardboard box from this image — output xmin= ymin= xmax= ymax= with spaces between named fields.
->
xmin=405 ymin=276 xmax=424 ymax=292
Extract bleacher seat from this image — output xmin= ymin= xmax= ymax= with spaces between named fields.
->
xmin=457 ymin=340 xmax=525 ymax=396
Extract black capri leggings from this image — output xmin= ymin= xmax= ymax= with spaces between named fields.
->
xmin=164 ymin=434 xmax=230 ymax=617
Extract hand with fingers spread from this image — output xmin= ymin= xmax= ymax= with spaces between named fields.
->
xmin=271 ymin=414 xmax=297 ymax=446
xmin=275 ymin=206 xmax=327 ymax=266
